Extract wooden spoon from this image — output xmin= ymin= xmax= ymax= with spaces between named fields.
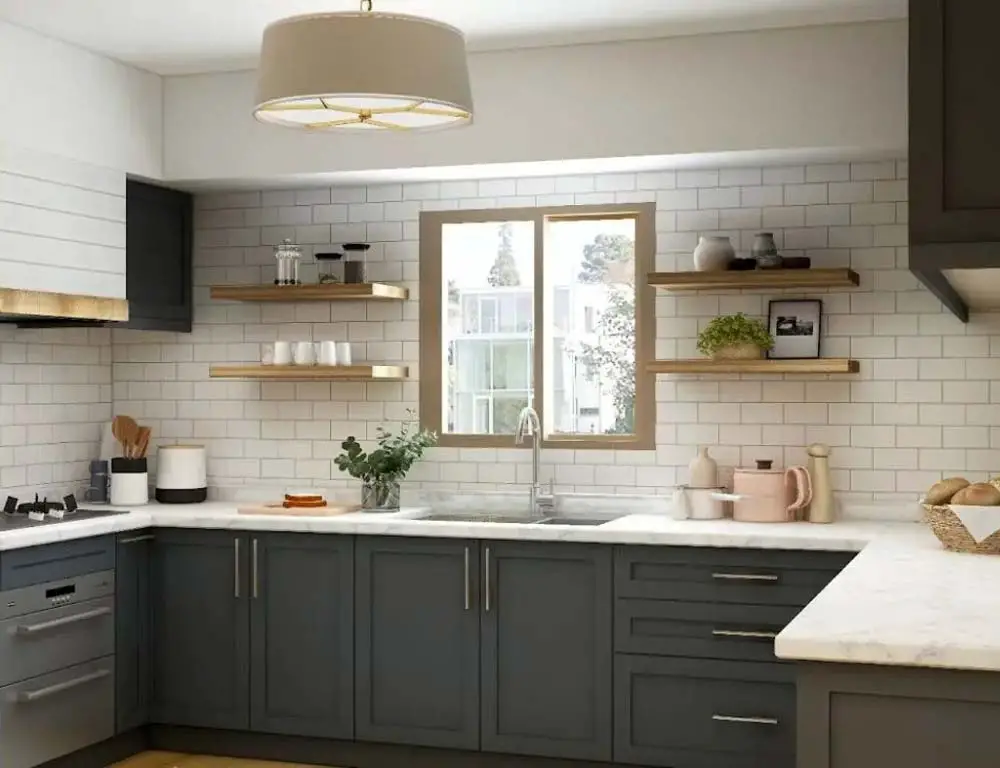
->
xmin=111 ymin=415 xmax=128 ymax=458
xmin=135 ymin=427 xmax=152 ymax=459
xmin=114 ymin=415 xmax=140 ymax=458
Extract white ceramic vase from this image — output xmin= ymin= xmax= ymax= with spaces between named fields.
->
xmin=693 ymin=236 xmax=735 ymax=272
xmin=689 ymin=447 xmax=718 ymax=488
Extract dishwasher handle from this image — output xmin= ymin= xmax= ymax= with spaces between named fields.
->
xmin=12 ymin=668 xmax=110 ymax=703
xmin=13 ymin=606 xmax=112 ymax=636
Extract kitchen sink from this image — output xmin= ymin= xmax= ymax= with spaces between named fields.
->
xmin=536 ymin=516 xmax=622 ymax=526
xmin=415 ymin=511 xmax=624 ymax=526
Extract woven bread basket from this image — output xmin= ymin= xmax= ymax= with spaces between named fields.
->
xmin=923 ymin=502 xmax=1000 ymax=555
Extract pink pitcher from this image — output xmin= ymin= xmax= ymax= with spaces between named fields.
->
xmin=726 ymin=460 xmax=813 ymax=523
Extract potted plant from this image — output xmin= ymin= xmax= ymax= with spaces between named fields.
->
xmin=334 ymin=414 xmax=437 ymax=511
xmin=697 ymin=313 xmax=774 ymax=360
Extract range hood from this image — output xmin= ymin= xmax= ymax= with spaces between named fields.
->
xmin=909 ymin=245 xmax=1000 ymax=324
xmin=0 ymin=288 xmax=128 ymax=323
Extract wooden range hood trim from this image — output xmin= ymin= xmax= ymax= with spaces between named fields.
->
xmin=0 ymin=288 xmax=129 ymax=322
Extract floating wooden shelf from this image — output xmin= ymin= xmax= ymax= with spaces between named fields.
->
xmin=648 ymin=269 xmax=860 ymax=291
xmin=647 ymin=358 xmax=860 ymax=375
xmin=209 ymin=364 xmax=409 ymax=381
xmin=210 ymin=283 xmax=408 ymax=302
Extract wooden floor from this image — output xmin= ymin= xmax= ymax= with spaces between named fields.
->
xmin=110 ymin=751 xmax=336 ymax=768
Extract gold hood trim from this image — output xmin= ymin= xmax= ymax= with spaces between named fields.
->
xmin=0 ymin=288 xmax=128 ymax=321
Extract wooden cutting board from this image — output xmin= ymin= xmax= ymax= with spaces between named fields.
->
xmin=237 ymin=502 xmax=362 ymax=516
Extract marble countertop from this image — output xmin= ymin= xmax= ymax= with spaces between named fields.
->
xmin=0 ymin=500 xmax=911 ymax=553
xmin=775 ymin=529 xmax=1000 ymax=672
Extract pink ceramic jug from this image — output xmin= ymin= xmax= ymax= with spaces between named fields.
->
xmin=728 ymin=460 xmax=812 ymax=523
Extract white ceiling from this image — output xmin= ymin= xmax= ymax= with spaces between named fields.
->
xmin=0 ymin=0 xmax=906 ymax=75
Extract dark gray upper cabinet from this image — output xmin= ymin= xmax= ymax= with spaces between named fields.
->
xmin=480 ymin=542 xmax=612 ymax=762
xmin=250 ymin=533 xmax=354 ymax=739
xmin=150 ymin=529 xmax=250 ymax=730
xmin=355 ymin=537 xmax=480 ymax=750
xmin=125 ymin=180 xmax=193 ymax=332
xmin=909 ymin=1 xmax=1000 ymax=321
xmin=115 ymin=530 xmax=153 ymax=733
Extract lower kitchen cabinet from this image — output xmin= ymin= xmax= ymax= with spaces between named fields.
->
xmin=798 ymin=663 xmax=1000 ymax=768
xmin=249 ymin=533 xmax=354 ymax=738
xmin=481 ymin=541 xmax=612 ymax=761
xmin=355 ymin=536 xmax=480 ymax=750
xmin=150 ymin=529 xmax=250 ymax=730
xmin=116 ymin=529 xmax=154 ymax=733
xmin=615 ymin=656 xmax=795 ymax=768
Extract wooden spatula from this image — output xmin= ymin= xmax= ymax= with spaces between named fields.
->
xmin=135 ymin=427 xmax=152 ymax=459
xmin=112 ymin=415 xmax=140 ymax=458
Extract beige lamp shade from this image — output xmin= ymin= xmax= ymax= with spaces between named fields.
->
xmin=254 ymin=12 xmax=473 ymax=131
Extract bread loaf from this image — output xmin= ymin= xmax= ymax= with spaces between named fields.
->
xmin=951 ymin=483 xmax=1000 ymax=506
xmin=925 ymin=477 xmax=970 ymax=505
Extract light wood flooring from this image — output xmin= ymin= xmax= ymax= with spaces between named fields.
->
xmin=110 ymin=751 xmax=335 ymax=768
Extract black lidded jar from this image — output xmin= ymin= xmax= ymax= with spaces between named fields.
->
xmin=342 ymin=242 xmax=370 ymax=283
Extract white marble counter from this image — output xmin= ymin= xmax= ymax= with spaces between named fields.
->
xmin=0 ymin=500 xmax=911 ymax=552
xmin=775 ymin=529 xmax=1000 ymax=672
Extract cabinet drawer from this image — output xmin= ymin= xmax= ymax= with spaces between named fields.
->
xmin=615 ymin=656 xmax=794 ymax=768
xmin=0 ymin=536 xmax=115 ymax=590
xmin=0 ymin=595 xmax=114 ymax=687
xmin=616 ymin=599 xmax=799 ymax=662
xmin=0 ymin=656 xmax=115 ymax=768
xmin=615 ymin=545 xmax=850 ymax=607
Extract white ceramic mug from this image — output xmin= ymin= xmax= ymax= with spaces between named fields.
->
xmin=293 ymin=341 xmax=316 ymax=365
xmin=273 ymin=341 xmax=292 ymax=365
xmin=317 ymin=341 xmax=338 ymax=366
xmin=336 ymin=342 xmax=352 ymax=366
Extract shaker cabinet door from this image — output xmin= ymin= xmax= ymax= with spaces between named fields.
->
xmin=115 ymin=530 xmax=153 ymax=733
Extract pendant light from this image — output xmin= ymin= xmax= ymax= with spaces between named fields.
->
xmin=254 ymin=0 xmax=473 ymax=131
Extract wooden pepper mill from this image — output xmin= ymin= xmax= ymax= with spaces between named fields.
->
xmin=806 ymin=443 xmax=835 ymax=523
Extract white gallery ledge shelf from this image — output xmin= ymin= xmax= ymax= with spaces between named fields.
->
xmin=648 ymin=269 xmax=860 ymax=291
xmin=209 ymin=365 xmax=410 ymax=381
xmin=646 ymin=359 xmax=861 ymax=375
xmin=209 ymin=283 xmax=409 ymax=302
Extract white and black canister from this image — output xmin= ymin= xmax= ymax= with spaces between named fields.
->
xmin=155 ymin=444 xmax=207 ymax=503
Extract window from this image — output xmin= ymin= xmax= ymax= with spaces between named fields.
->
xmin=420 ymin=203 xmax=655 ymax=449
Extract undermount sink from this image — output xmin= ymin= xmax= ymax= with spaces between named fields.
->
xmin=415 ymin=511 xmax=623 ymax=526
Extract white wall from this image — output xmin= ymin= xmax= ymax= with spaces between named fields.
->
xmin=163 ymin=21 xmax=906 ymax=185
xmin=0 ymin=19 xmax=163 ymax=178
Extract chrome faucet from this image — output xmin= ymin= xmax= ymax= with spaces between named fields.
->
xmin=515 ymin=407 xmax=555 ymax=516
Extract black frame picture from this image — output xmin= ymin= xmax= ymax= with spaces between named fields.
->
xmin=767 ymin=299 xmax=822 ymax=359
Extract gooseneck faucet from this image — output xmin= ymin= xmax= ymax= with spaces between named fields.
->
xmin=515 ymin=407 xmax=555 ymax=515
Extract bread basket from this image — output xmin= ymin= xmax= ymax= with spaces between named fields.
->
xmin=923 ymin=478 xmax=1000 ymax=554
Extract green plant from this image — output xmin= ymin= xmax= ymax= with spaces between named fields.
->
xmin=697 ymin=313 xmax=774 ymax=356
xmin=334 ymin=412 xmax=437 ymax=487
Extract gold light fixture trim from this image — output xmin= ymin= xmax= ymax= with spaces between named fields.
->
xmin=254 ymin=2 xmax=473 ymax=131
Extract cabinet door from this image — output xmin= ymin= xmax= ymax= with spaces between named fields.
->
xmin=115 ymin=530 xmax=153 ymax=733
xmin=250 ymin=533 xmax=353 ymax=739
xmin=911 ymin=1 xmax=1000 ymax=243
xmin=355 ymin=537 xmax=479 ymax=750
xmin=150 ymin=529 xmax=249 ymax=729
xmin=125 ymin=180 xmax=193 ymax=331
xmin=481 ymin=542 xmax=612 ymax=761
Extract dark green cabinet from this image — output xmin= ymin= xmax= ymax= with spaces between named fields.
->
xmin=355 ymin=537 xmax=480 ymax=750
xmin=250 ymin=533 xmax=354 ymax=738
xmin=150 ymin=529 xmax=250 ymax=729
xmin=481 ymin=542 xmax=612 ymax=761
xmin=115 ymin=530 xmax=154 ymax=733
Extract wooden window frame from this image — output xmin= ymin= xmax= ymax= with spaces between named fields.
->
xmin=419 ymin=202 xmax=655 ymax=450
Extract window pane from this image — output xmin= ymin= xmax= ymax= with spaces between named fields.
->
xmin=442 ymin=220 xmax=535 ymax=435
xmin=543 ymin=217 xmax=637 ymax=437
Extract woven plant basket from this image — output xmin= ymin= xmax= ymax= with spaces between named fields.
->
xmin=923 ymin=504 xmax=1000 ymax=555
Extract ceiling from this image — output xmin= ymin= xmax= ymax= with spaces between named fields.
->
xmin=0 ymin=0 xmax=906 ymax=75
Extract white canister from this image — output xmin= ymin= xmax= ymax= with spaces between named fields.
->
xmin=156 ymin=444 xmax=207 ymax=504
xmin=111 ymin=458 xmax=149 ymax=507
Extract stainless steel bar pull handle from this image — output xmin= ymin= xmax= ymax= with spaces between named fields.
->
xmin=119 ymin=534 xmax=155 ymax=545
xmin=712 ymin=572 xmax=779 ymax=582
xmin=252 ymin=538 xmax=259 ymax=599
xmin=484 ymin=546 xmax=491 ymax=612
xmin=13 ymin=669 xmax=110 ymax=703
xmin=15 ymin=606 xmax=112 ymax=636
xmin=711 ymin=629 xmax=778 ymax=640
xmin=234 ymin=538 xmax=240 ymax=598
xmin=464 ymin=547 xmax=471 ymax=611
xmin=712 ymin=714 xmax=779 ymax=726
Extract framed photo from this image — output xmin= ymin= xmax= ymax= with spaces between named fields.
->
xmin=768 ymin=299 xmax=822 ymax=359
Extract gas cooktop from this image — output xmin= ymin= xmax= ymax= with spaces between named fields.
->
xmin=1 ymin=493 xmax=130 ymax=529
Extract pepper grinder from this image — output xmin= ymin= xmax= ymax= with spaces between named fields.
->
xmin=806 ymin=443 xmax=835 ymax=523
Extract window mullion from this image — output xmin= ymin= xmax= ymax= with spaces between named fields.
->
xmin=532 ymin=213 xmax=545 ymax=435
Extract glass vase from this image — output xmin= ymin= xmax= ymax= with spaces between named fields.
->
xmin=362 ymin=480 xmax=401 ymax=512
